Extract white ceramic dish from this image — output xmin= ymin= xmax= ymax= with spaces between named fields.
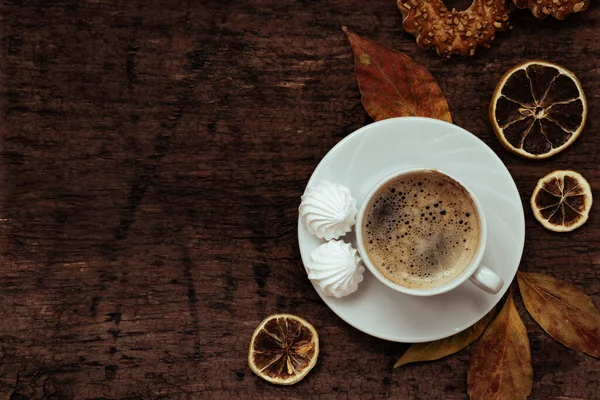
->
xmin=297 ymin=117 xmax=525 ymax=342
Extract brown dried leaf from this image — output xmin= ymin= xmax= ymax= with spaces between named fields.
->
xmin=342 ymin=26 xmax=452 ymax=123
xmin=394 ymin=307 xmax=496 ymax=367
xmin=467 ymin=290 xmax=532 ymax=400
xmin=517 ymin=271 xmax=600 ymax=358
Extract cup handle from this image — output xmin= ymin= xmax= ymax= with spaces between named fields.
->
xmin=469 ymin=265 xmax=504 ymax=294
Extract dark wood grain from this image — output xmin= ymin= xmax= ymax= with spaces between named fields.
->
xmin=0 ymin=1 xmax=598 ymax=399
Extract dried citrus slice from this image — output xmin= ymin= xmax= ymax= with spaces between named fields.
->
xmin=531 ymin=170 xmax=592 ymax=232
xmin=490 ymin=61 xmax=587 ymax=159
xmin=248 ymin=314 xmax=319 ymax=385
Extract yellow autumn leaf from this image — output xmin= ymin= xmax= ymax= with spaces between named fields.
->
xmin=467 ymin=290 xmax=532 ymax=400
xmin=517 ymin=271 xmax=600 ymax=358
xmin=394 ymin=307 xmax=496 ymax=368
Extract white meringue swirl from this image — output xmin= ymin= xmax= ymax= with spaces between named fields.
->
xmin=308 ymin=240 xmax=365 ymax=298
xmin=299 ymin=181 xmax=358 ymax=240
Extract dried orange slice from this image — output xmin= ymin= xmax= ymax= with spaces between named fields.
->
xmin=531 ymin=170 xmax=592 ymax=232
xmin=248 ymin=314 xmax=319 ymax=385
xmin=490 ymin=61 xmax=587 ymax=159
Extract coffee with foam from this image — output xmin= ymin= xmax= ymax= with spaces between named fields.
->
xmin=361 ymin=170 xmax=480 ymax=289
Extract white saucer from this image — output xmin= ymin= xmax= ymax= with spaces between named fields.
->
xmin=297 ymin=117 xmax=525 ymax=343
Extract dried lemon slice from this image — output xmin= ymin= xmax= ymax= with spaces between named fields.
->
xmin=490 ymin=61 xmax=587 ymax=159
xmin=531 ymin=170 xmax=592 ymax=232
xmin=248 ymin=314 xmax=319 ymax=385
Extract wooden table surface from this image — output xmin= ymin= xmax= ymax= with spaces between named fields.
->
xmin=0 ymin=1 xmax=598 ymax=399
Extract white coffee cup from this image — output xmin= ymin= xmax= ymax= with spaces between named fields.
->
xmin=355 ymin=168 xmax=504 ymax=296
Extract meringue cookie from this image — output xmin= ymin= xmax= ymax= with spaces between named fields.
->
xmin=308 ymin=240 xmax=365 ymax=298
xmin=299 ymin=181 xmax=358 ymax=240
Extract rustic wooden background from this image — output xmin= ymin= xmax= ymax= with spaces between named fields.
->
xmin=0 ymin=0 xmax=598 ymax=398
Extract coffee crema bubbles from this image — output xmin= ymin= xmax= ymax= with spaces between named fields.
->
xmin=361 ymin=170 xmax=480 ymax=289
